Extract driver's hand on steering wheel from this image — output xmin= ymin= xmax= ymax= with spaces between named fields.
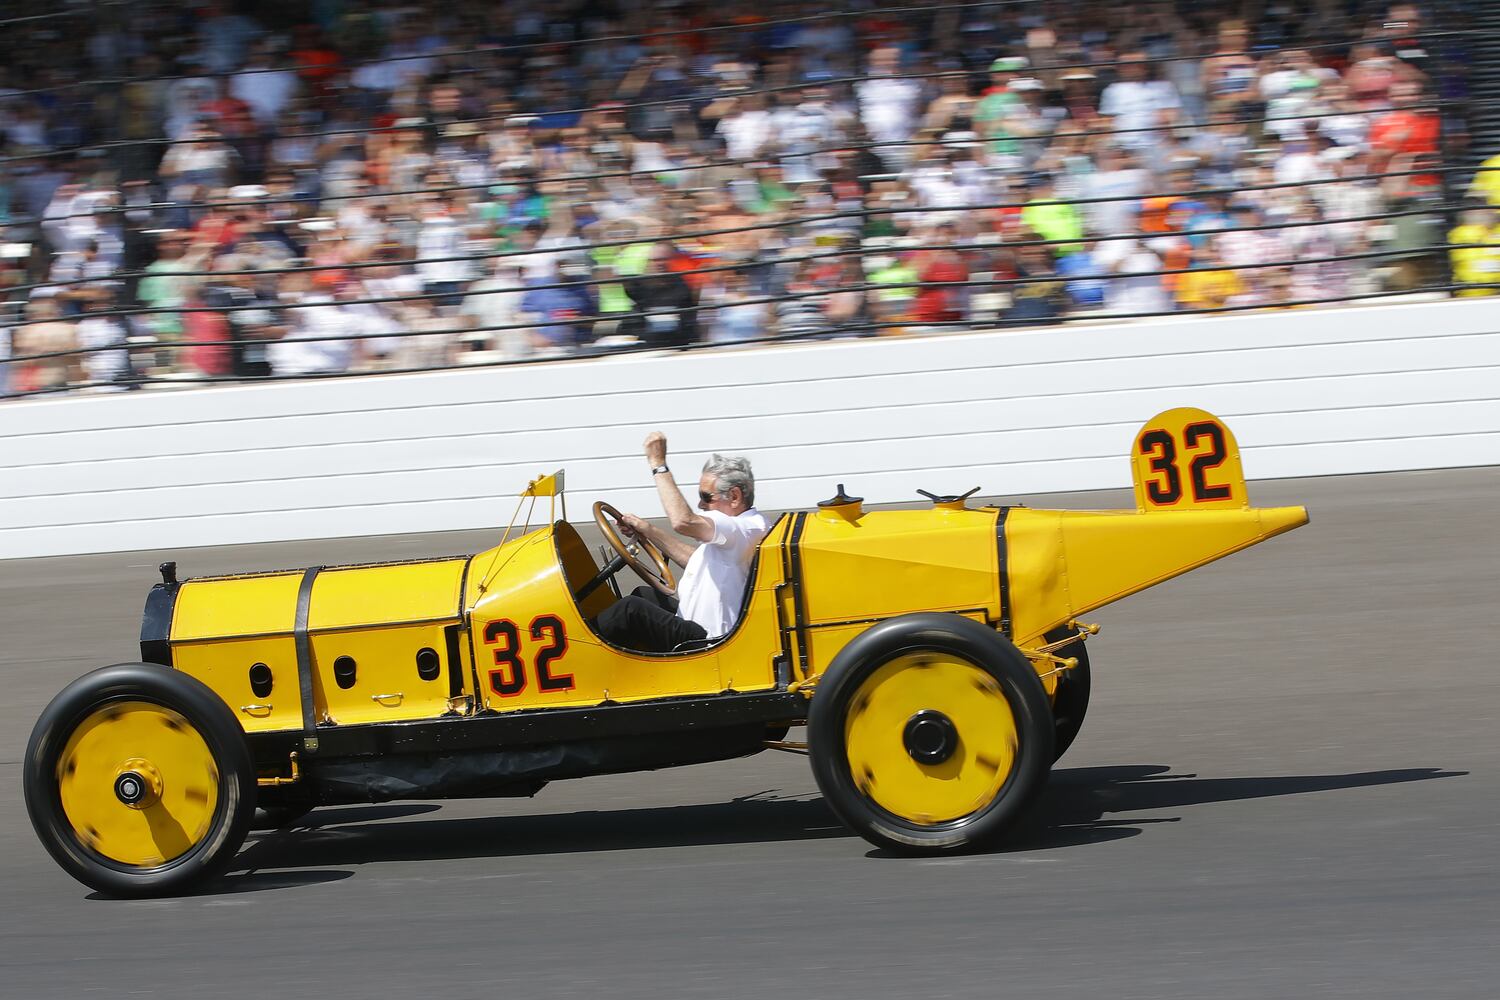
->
xmin=618 ymin=512 xmax=650 ymax=540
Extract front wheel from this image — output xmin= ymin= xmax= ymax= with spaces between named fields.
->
xmin=808 ymin=614 xmax=1053 ymax=854
xmin=24 ymin=664 xmax=256 ymax=897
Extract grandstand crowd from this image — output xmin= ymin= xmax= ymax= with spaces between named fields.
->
xmin=0 ymin=0 xmax=1485 ymax=395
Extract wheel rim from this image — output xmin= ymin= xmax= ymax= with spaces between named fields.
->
xmin=843 ymin=653 xmax=1018 ymax=825
xmin=56 ymin=700 xmax=221 ymax=868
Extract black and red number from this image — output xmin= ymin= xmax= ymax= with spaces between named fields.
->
xmin=484 ymin=619 xmax=525 ymax=697
xmin=1138 ymin=429 xmax=1183 ymax=505
xmin=484 ymin=616 xmax=573 ymax=697
xmin=530 ymin=614 xmax=574 ymax=692
xmin=1184 ymin=421 xmax=1231 ymax=501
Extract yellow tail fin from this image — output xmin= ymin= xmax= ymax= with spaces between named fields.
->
xmin=1131 ymin=407 xmax=1248 ymax=512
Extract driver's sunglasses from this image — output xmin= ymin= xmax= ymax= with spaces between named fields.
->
xmin=699 ymin=491 xmax=721 ymax=504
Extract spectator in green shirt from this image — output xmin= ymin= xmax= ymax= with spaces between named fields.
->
xmin=868 ymin=252 xmax=919 ymax=332
xmin=974 ymin=57 xmax=1027 ymax=157
xmin=1019 ymin=174 xmax=1085 ymax=255
xmin=587 ymin=218 xmax=656 ymax=332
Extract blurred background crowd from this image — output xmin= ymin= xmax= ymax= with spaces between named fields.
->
xmin=0 ymin=0 xmax=1490 ymax=396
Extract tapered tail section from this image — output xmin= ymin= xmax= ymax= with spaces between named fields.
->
xmin=1005 ymin=504 xmax=1309 ymax=642
xmin=1004 ymin=407 xmax=1309 ymax=643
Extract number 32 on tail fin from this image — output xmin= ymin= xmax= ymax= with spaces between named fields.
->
xmin=1132 ymin=407 xmax=1248 ymax=512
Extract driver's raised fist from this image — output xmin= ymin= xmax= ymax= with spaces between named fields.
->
xmin=643 ymin=431 xmax=668 ymax=466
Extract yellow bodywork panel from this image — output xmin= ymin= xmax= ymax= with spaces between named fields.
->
xmin=169 ymin=558 xmax=469 ymax=733
xmin=1006 ymin=505 xmax=1308 ymax=645
xmin=799 ymin=613 xmax=990 ymax=683
xmin=173 ymin=635 xmax=301 ymax=733
xmin=308 ymin=559 xmax=466 ymax=630
xmin=792 ymin=506 xmax=998 ymax=677
xmin=305 ymin=559 xmax=467 ymax=725
xmin=797 ymin=507 xmax=1000 ymax=624
xmin=171 ymin=572 xmax=303 ymax=734
xmin=465 ymin=519 xmax=790 ymax=711
xmin=309 ymin=623 xmax=457 ymax=725
xmin=172 ymin=572 xmax=300 ymax=640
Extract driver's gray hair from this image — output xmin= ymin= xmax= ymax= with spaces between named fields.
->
xmin=703 ymin=453 xmax=755 ymax=507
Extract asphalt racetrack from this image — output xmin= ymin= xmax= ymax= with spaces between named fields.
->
xmin=1 ymin=468 xmax=1496 ymax=999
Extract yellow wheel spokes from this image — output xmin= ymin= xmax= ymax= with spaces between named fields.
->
xmin=56 ymin=701 xmax=220 ymax=868
xmin=843 ymin=655 xmax=1018 ymax=825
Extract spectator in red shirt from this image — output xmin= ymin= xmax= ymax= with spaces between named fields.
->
xmin=289 ymin=25 xmax=343 ymax=99
xmin=913 ymin=223 xmax=969 ymax=326
xmin=1370 ymin=81 xmax=1441 ymax=188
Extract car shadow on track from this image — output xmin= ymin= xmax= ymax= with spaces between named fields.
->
xmin=994 ymin=763 xmax=1466 ymax=855
xmin=221 ymin=765 xmax=1464 ymax=882
xmin=230 ymin=793 xmax=851 ymax=875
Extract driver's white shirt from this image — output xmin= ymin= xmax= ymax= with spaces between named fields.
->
xmin=677 ymin=508 xmax=768 ymax=638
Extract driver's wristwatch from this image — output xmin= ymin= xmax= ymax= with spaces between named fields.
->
xmin=649 ymin=464 xmax=670 ymax=476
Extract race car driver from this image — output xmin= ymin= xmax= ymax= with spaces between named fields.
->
xmin=592 ymin=432 xmax=768 ymax=652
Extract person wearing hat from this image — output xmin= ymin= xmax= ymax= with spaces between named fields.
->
xmin=1059 ymin=69 xmax=1099 ymax=121
xmin=974 ymin=56 xmax=1026 ymax=157
xmin=436 ymin=121 xmax=490 ymax=188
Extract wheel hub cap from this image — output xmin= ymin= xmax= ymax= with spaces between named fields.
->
xmin=113 ymin=759 xmax=163 ymax=809
xmin=903 ymin=710 xmax=959 ymax=764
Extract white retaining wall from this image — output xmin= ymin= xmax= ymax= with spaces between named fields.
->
xmin=3 ymin=297 xmax=1499 ymax=560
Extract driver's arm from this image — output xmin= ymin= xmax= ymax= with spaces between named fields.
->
xmin=621 ymin=514 xmax=699 ymax=569
xmin=645 ymin=431 xmax=716 ymax=544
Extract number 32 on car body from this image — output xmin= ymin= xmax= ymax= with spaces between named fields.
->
xmin=485 ymin=615 xmax=573 ymax=697
xmin=1131 ymin=407 xmax=1248 ymax=511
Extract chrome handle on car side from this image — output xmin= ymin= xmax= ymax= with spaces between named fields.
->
xmin=240 ymin=703 xmax=273 ymax=716
xmin=370 ymin=692 xmax=404 ymax=704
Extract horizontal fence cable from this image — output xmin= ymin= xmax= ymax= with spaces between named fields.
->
xmin=4 ymin=278 xmax=1494 ymax=401
xmin=4 ymin=163 xmax=1484 ymax=300
xmin=0 ymin=5 xmax=100 ymax=28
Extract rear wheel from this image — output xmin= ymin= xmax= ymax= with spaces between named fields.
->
xmin=1045 ymin=625 xmax=1092 ymax=762
xmin=808 ymin=614 xmax=1053 ymax=853
xmin=24 ymin=664 xmax=255 ymax=897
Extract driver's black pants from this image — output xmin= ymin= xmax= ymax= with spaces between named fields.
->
xmin=592 ymin=586 xmax=708 ymax=654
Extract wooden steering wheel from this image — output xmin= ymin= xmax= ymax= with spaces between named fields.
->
xmin=593 ymin=501 xmax=676 ymax=597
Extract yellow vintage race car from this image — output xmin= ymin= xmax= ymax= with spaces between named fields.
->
xmin=24 ymin=408 xmax=1307 ymax=897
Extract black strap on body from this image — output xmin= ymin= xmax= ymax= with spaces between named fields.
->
xmin=294 ymin=566 xmax=323 ymax=752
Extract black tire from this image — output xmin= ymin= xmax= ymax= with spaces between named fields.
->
xmin=1044 ymin=625 xmax=1092 ymax=762
xmin=808 ymin=613 xmax=1053 ymax=854
xmin=24 ymin=663 xmax=256 ymax=898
